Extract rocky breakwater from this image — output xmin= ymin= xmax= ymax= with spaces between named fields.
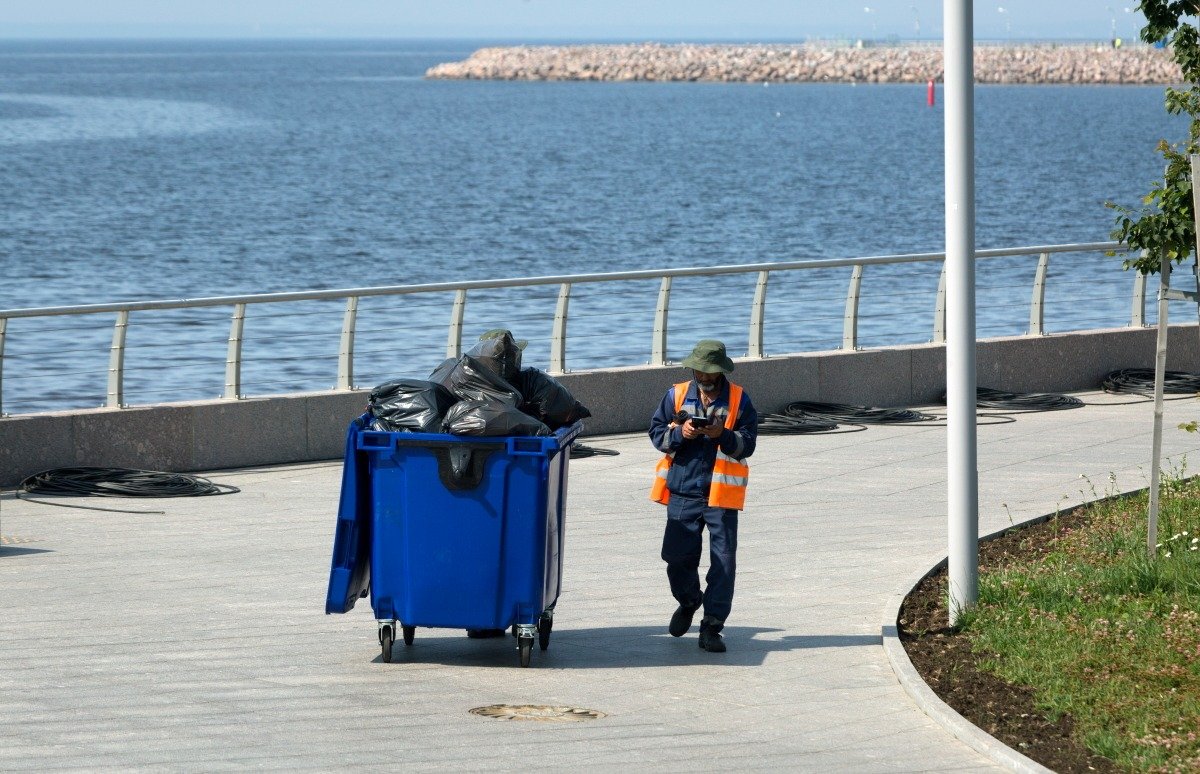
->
xmin=425 ymin=43 xmax=1182 ymax=84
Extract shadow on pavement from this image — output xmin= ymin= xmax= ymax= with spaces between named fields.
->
xmin=371 ymin=625 xmax=881 ymax=668
xmin=0 ymin=545 xmax=53 ymax=557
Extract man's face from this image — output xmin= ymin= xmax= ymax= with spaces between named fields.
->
xmin=692 ymin=369 xmax=722 ymax=393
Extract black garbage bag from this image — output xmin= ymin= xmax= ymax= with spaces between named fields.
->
xmin=513 ymin=368 xmax=592 ymax=429
xmin=367 ymin=378 xmax=459 ymax=433
xmin=465 ymin=333 xmax=523 ymax=382
xmin=442 ymin=399 xmax=550 ymax=437
xmin=429 ymin=355 xmax=522 ymax=407
xmin=427 ymin=357 xmax=457 ymax=385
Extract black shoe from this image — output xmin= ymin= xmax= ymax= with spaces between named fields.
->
xmin=466 ymin=628 xmax=506 ymax=639
xmin=698 ymin=628 xmax=727 ymax=653
xmin=669 ymin=604 xmax=699 ymax=637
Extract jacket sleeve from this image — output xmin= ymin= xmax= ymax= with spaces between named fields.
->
xmin=648 ymin=387 xmax=684 ymax=453
xmin=718 ymin=391 xmax=757 ymax=460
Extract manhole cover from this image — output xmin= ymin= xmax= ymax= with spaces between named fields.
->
xmin=469 ymin=704 xmax=606 ymax=722
xmin=0 ymin=535 xmax=39 ymax=545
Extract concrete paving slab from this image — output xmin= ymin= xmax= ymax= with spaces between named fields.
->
xmin=3 ymin=389 xmax=1199 ymax=770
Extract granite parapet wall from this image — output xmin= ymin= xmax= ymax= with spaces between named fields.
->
xmin=1 ymin=325 xmax=1196 ymax=487
xmin=425 ymin=43 xmax=1180 ymax=84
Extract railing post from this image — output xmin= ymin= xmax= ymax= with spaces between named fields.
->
xmin=337 ymin=297 xmax=358 ymax=390
xmin=933 ymin=263 xmax=947 ymax=343
xmin=224 ymin=303 xmax=246 ymax=400
xmin=0 ymin=317 xmax=6 ymax=416
xmin=549 ymin=282 xmax=571 ymax=375
xmin=1028 ymin=251 xmax=1049 ymax=335
xmin=748 ymin=271 xmax=769 ymax=358
xmin=107 ymin=310 xmax=129 ymax=408
xmin=842 ymin=264 xmax=864 ymax=350
xmin=1132 ymin=264 xmax=1148 ymax=327
xmin=446 ymin=289 xmax=467 ymax=360
xmin=652 ymin=277 xmax=672 ymax=366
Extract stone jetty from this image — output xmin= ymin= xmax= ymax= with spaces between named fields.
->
xmin=425 ymin=43 xmax=1181 ymax=84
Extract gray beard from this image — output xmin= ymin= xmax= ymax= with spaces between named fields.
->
xmin=698 ymin=382 xmax=717 ymax=393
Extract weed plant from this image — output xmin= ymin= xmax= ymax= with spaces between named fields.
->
xmin=959 ymin=470 xmax=1200 ymax=772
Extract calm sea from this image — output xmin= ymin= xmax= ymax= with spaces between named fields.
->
xmin=0 ymin=39 xmax=1190 ymax=413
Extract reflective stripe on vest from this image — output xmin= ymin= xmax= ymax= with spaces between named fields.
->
xmin=649 ymin=380 xmax=750 ymax=510
xmin=649 ymin=381 xmax=690 ymax=505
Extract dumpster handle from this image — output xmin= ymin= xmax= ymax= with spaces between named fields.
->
xmin=359 ymin=431 xmax=395 ymax=450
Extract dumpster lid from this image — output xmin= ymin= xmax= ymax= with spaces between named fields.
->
xmin=326 ymin=415 xmax=372 ymax=614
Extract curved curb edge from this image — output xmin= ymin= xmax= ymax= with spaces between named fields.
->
xmin=881 ymin=551 xmax=1054 ymax=774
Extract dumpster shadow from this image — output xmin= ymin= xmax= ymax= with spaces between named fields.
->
xmin=0 ymin=545 xmax=53 ymax=558
xmin=377 ymin=626 xmax=880 ymax=669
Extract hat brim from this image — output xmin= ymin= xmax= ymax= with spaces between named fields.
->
xmin=681 ymin=355 xmax=734 ymax=374
xmin=513 ymin=339 xmax=528 ymax=350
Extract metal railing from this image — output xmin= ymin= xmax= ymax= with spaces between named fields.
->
xmin=0 ymin=241 xmax=1141 ymax=416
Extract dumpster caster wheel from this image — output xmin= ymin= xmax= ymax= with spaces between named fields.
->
xmin=518 ymin=636 xmax=533 ymax=668
xmin=380 ymin=626 xmax=394 ymax=663
xmin=402 ymin=625 xmax=415 ymax=646
xmin=538 ymin=615 xmax=552 ymax=651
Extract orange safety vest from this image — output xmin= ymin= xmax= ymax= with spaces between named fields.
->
xmin=650 ymin=380 xmax=750 ymax=510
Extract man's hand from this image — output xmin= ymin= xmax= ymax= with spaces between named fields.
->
xmin=699 ymin=423 xmax=724 ymax=439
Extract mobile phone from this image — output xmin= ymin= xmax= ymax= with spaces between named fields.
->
xmin=689 ymin=416 xmax=712 ymax=428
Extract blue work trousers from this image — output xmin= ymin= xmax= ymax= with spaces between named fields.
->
xmin=661 ymin=494 xmax=738 ymax=632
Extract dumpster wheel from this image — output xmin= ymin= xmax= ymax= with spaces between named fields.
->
xmin=538 ymin=614 xmax=553 ymax=651
xmin=380 ymin=625 xmax=394 ymax=663
xmin=518 ymin=636 xmax=534 ymax=668
xmin=402 ymin=625 xmax=415 ymax=646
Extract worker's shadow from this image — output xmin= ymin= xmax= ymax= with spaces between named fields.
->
xmin=376 ymin=625 xmax=880 ymax=668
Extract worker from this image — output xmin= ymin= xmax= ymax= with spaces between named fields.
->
xmin=648 ymin=339 xmax=758 ymax=653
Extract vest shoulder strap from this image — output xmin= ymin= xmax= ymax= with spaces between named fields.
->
xmin=724 ymin=383 xmax=743 ymax=429
xmin=672 ymin=382 xmax=690 ymax=413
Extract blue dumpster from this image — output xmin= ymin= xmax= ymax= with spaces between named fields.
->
xmin=326 ymin=414 xmax=582 ymax=667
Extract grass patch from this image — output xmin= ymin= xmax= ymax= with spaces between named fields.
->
xmin=959 ymin=472 xmax=1200 ymax=772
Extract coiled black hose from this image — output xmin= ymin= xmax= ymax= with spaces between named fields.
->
xmin=972 ymin=387 xmax=1084 ymax=412
xmin=1101 ymin=368 xmax=1200 ymax=396
xmin=20 ymin=467 xmax=240 ymax=497
xmin=937 ymin=387 xmax=1083 ymax=412
xmin=784 ymin=401 xmax=937 ymax=424
xmin=757 ymin=412 xmax=865 ymax=435
xmin=570 ymin=444 xmax=619 ymax=458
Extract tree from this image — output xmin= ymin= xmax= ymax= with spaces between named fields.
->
xmin=1108 ymin=1 xmax=1200 ymax=273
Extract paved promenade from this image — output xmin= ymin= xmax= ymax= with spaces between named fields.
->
xmin=3 ymin=389 xmax=1199 ymax=771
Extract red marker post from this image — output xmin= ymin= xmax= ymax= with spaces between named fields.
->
xmin=927 ymin=79 xmax=936 ymax=106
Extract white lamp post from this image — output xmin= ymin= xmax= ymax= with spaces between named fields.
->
xmin=945 ymin=0 xmax=979 ymax=625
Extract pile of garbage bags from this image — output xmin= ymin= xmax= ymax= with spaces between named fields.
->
xmin=367 ymin=331 xmax=590 ymax=437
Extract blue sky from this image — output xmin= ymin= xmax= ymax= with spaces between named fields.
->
xmin=0 ymin=1 xmax=1149 ymax=41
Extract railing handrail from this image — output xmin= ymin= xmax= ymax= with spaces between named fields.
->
xmin=0 ymin=239 xmax=1137 ymax=416
xmin=0 ymin=241 xmax=1123 ymax=320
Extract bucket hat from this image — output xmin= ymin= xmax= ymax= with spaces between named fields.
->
xmin=681 ymin=339 xmax=734 ymax=374
xmin=478 ymin=328 xmax=527 ymax=350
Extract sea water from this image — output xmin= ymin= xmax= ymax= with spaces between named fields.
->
xmin=0 ymin=39 xmax=1189 ymax=412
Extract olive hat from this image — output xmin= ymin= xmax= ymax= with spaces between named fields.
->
xmin=478 ymin=328 xmax=527 ymax=350
xmin=681 ymin=339 xmax=735 ymax=374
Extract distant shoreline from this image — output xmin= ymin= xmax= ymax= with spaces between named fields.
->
xmin=425 ymin=43 xmax=1181 ymax=84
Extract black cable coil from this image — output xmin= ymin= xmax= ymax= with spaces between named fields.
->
xmin=570 ymin=444 xmax=619 ymax=458
xmin=1102 ymin=368 xmax=1200 ymax=396
xmin=783 ymin=400 xmax=937 ymax=424
xmin=971 ymin=387 xmax=1084 ymax=412
xmin=937 ymin=387 xmax=1083 ymax=412
xmin=20 ymin=467 xmax=240 ymax=498
xmin=757 ymin=412 xmax=854 ymax=434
